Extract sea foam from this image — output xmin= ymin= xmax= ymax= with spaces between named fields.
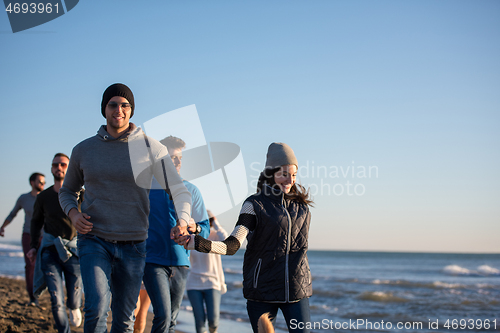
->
xmin=477 ymin=265 xmax=500 ymax=276
xmin=443 ymin=265 xmax=472 ymax=275
xmin=358 ymin=291 xmax=409 ymax=303
xmin=432 ymin=281 xmax=464 ymax=289
xmin=0 ymin=243 xmax=22 ymax=251
xmin=442 ymin=264 xmax=500 ymax=276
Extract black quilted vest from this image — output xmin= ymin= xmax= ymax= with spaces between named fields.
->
xmin=242 ymin=185 xmax=312 ymax=302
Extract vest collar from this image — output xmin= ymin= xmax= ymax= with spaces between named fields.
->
xmin=261 ymin=184 xmax=285 ymax=202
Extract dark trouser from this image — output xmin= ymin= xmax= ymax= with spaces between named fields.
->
xmin=22 ymin=232 xmax=36 ymax=300
xmin=247 ymin=298 xmax=311 ymax=333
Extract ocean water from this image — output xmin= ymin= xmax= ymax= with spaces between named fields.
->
xmin=0 ymin=241 xmax=25 ymax=279
xmin=2 ymin=241 xmax=499 ymax=332
xmin=211 ymin=250 xmax=500 ymax=332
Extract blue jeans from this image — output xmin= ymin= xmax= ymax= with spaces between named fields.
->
xmin=41 ymin=248 xmax=82 ymax=333
xmin=143 ymin=263 xmax=189 ymax=333
xmin=187 ymin=289 xmax=221 ymax=333
xmin=78 ymin=234 xmax=146 ymax=333
xmin=246 ymin=298 xmax=311 ymax=333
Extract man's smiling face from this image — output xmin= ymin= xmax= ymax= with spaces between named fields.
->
xmin=105 ymin=96 xmax=132 ymax=135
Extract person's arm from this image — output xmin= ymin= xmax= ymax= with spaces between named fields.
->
xmin=59 ymin=148 xmax=93 ymax=234
xmin=0 ymin=197 xmax=23 ymax=236
xmin=186 ymin=201 xmax=256 ymax=255
xmin=0 ymin=219 xmax=11 ymax=237
xmin=189 ymin=185 xmax=210 ymax=238
xmin=149 ymin=142 xmax=192 ymax=239
xmin=0 ymin=219 xmax=10 ymax=237
xmin=59 ymin=147 xmax=83 ymax=216
xmin=67 ymin=208 xmax=92 ymax=234
xmin=30 ymin=195 xmax=44 ymax=250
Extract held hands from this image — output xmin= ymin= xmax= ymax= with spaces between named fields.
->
xmin=187 ymin=217 xmax=196 ymax=233
xmin=183 ymin=235 xmax=194 ymax=250
xmin=170 ymin=218 xmax=190 ymax=246
xmin=68 ymin=208 xmax=92 ymax=234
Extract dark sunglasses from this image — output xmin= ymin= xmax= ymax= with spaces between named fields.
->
xmin=107 ymin=102 xmax=132 ymax=110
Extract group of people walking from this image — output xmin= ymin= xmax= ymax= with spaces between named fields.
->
xmin=2 ymin=83 xmax=314 ymax=333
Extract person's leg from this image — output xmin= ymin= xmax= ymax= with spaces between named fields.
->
xmin=168 ymin=266 xmax=189 ymax=333
xmin=109 ymin=241 xmax=146 ymax=333
xmin=62 ymin=254 xmax=83 ymax=310
xmin=78 ymin=235 xmax=113 ymax=333
xmin=133 ymin=288 xmax=151 ymax=333
xmin=62 ymin=253 xmax=83 ymax=328
xmin=204 ymin=289 xmax=221 ymax=333
xmin=187 ymin=289 xmax=207 ymax=333
xmin=41 ymin=249 xmax=70 ymax=333
xmin=280 ymin=298 xmax=311 ymax=333
xmin=22 ymin=232 xmax=36 ymax=302
xmin=246 ymin=300 xmax=279 ymax=333
xmin=143 ymin=263 xmax=173 ymax=333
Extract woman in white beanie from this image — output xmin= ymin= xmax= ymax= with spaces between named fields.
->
xmin=185 ymin=142 xmax=313 ymax=333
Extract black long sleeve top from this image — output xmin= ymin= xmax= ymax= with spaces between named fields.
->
xmin=30 ymin=186 xmax=77 ymax=249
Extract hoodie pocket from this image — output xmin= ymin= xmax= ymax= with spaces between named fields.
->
xmin=83 ymin=198 xmax=146 ymax=228
xmin=253 ymin=258 xmax=262 ymax=289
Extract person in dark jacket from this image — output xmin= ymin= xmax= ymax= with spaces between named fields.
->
xmin=27 ymin=153 xmax=83 ymax=333
xmin=183 ymin=142 xmax=314 ymax=333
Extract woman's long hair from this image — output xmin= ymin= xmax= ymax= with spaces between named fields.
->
xmin=258 ymin=313 xmax=274 ymax=333
xmin=256 ymin=167 xmax=314 ymax=206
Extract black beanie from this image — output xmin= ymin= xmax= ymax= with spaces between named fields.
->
xmin=101 ymin=83 xmax=135 ymax=118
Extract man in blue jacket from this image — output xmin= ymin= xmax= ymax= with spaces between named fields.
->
xmin=144 ymin=136 xmax=210 ymax=333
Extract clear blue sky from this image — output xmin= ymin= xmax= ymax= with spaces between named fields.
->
xmin=1 ymin=1 xmax=499 ymax=253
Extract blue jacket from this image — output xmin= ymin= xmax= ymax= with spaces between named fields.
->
xmin=34 ymin=233 xmax=78 ymax=298
xmin=146 ymin=179 xmax=209 ymax=267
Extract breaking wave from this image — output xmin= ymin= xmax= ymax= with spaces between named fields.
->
xmin=443 ymin=264 xmax=500 ymax=276
xmin=358 ymin=291 xmax=409 ymax=303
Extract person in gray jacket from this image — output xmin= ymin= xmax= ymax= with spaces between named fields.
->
xmin=59 ymin=83 xmax=192 ymax=333
xmin=1 ymin=172 xmax=45 ymax=305
xmin=184 ymin=143 xmax=314 ymax=333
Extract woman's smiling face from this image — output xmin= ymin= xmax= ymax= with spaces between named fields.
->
xmin=274 ymin=164 xmax=297 ymax=194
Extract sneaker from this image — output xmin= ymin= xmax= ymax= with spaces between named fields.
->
xmin=29 ymin=298 xmax=39 ymax=307
xmin=69 ymin=308 xmax=82 ymax=327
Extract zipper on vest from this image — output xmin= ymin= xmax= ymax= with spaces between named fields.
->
xmin=253 ymin=258 xmax=262 ymax=288
xmin=282 ymin=196 xmax=292 ymax=303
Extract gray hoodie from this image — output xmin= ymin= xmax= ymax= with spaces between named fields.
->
xmin=59 ymin=123 xmax=191 ymax=241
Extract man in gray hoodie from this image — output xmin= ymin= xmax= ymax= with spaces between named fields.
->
xmin=59 ymin=83 xmax=192 ymax=333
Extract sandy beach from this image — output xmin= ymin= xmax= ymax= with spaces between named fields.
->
xmin=0 ymin=276 xmax=162 ymax=333
xmin=0 ymin=274 xmax=257 ymax=333
xmin=0 ymin=275 xmax=256 ymax=333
